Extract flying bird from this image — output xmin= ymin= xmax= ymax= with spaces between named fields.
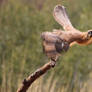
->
xmin=41 ymin=5 xmax=92 ymax=64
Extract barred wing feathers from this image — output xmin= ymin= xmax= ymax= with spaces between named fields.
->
xmin=53 ymin=5 xmax=75 ymax=31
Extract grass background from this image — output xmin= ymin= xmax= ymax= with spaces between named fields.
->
xmin=0 ymin=0 xmax=92 ymax=92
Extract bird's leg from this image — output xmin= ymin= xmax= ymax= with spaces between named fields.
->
xmin=50 ymin=56 xmax=59 ymax=67
xmin=50 ymin=59 xmax=56 ymax=67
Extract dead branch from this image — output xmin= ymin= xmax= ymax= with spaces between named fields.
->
xmin=17 ymin=60 xmax=56 ymax=92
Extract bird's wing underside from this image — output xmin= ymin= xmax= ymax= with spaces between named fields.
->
xmin=53 ymin=5 xmax=75 ymax=31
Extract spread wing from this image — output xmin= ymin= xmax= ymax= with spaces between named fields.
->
xmin=41 ymin=32 xmax=61 ymax=59
xmin=53 ymin=5 xmax=75 ymax=31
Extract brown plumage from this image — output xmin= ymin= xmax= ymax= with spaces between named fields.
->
xmin=41 ymin=5 xmax=92 ymax=62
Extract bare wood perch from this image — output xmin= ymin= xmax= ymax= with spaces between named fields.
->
xmin=17 ymin=60 xmax=56 ymax=92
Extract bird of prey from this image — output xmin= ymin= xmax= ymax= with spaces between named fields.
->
xmin=41 ymin=5 xmax=92 ymax=64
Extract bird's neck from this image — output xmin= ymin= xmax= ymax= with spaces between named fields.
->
xmin=76 ymin=32 xmax=92 ymax=45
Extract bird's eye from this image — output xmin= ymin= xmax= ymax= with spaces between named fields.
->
xmin=88 ymin=31 xmax=92 ymax=38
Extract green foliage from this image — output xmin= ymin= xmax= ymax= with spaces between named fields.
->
xmin=0 ymin=0 xmax=92 ymax=92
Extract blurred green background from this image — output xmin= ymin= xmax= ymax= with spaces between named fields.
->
xmin=0 ymin=0 xmax=92 ymax=92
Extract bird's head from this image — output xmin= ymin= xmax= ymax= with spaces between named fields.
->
xmin=87 ymin=30 xmax=92 ymax=39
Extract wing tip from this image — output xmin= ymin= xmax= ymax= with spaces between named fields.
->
xmin=54 ymin=5 xmax=66 ymax=12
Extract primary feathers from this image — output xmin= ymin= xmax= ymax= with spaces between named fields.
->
xmin=53 ymin=5 xmax=74 ymax=31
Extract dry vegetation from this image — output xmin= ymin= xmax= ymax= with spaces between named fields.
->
xmin=0 ymin=0 xmax=92 ymax=92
